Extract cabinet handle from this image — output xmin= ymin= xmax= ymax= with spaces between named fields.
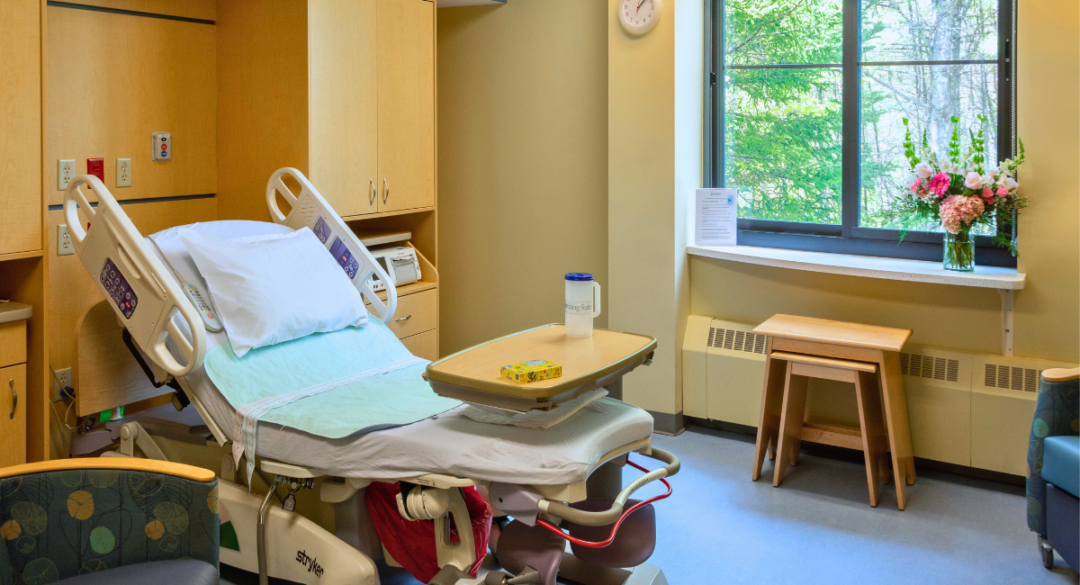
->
xmin=383 ymin=179 xmax=390 ymax=205
xmin=8 ymin=379 xmax=15 ymax=419
xmin=369 ymin=179 xmax=377 ymax=205
xmin=395 ymin=315 xmax=412 ymax=323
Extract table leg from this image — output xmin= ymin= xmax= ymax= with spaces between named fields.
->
xmin=878 ymin=350 xmax=916 ymax=510
xmin=753 ymin=355 xmax=787 ymax=481
xmin=773 ymin=363 xmax=808 ymax=487
xmin=604 ymin=377 xmax=623 ymax=401
xmin=855 ymin=370 xmax=887 ymax=507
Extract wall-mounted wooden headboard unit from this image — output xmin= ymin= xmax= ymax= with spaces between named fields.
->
xmin=75 ymin=301 xmax=170 ymax=416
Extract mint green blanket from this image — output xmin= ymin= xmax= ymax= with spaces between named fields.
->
xmin=203 ymin=318 xmax=460 ymax=480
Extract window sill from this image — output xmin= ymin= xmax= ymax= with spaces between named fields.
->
xmin=687 ymin=244 xmax=1026 ymax=290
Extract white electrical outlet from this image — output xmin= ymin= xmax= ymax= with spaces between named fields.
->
xmin=58 ymin=159 xmax=75 ymax=190
xmin=116 ymin=158 xmax=132 ymax=187
xmin=57 ymin=224 xmax=74 ymax=256
xmin=53 ymin=367 xmax=72 ymax=402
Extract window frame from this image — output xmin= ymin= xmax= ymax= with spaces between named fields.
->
xmin=704 ymin=0 xmax=1018 ymax=267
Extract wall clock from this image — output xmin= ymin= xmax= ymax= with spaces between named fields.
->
xmin=619 ymin=0 xmax=662 ymax=35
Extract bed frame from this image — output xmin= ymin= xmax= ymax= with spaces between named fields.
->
xmin=65 ymin=169 xmax=677 ymax=585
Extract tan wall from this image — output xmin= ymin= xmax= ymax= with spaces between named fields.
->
xmin=607 ymin=0 xmax=701 ymax=418
xmin=436 ymin=1 xmax=610 ymax=355
xmin=690 ymin=0 xmax=1079 ymax=364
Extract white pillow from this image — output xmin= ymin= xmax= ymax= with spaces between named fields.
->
xmin=180 ymin=227 xmax=368 ymax=357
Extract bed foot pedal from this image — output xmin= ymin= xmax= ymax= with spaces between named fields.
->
xmin=428 ymin=565 xmax=473 ymax=585
xmin=494 ymin=521 xmax=563 ymax=585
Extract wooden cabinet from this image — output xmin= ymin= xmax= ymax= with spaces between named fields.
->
xmin=376 ymin=0 xmax=436 ymax=213
xmin=220 ymin=0 xmax=435 ymax=221
xmin=0 ymin=0 xmax=42 ymax=256
xmin=401 ymin=330 xmax=438 ymax=362
xmin=0 ymin=365 xmax=27 ymax=468
xmin=0 ymin=308 xmax=29 ymax=467
xmin=308 ymin=0 xmax=380 ymax=218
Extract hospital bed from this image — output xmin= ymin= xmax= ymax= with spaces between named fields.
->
xmin=63 ymin=168 xmax=679 ymax=585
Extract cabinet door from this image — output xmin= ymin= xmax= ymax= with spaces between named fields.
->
xmin=0 ymin=0 xmax=42 ymax=255
xmin=377 ymin=0 xmax=435 ymax=213
xmin=309 ymin=0 xmax=379 ymax=218
xmin=0 ymin=364 xmax=26 ymax=467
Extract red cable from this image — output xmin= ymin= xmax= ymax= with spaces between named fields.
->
xmin=534 ymin=459 xmax=672 ymax=548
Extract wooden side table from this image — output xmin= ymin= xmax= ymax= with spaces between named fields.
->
xmin=751 ymin=314 xmax=916 ymax=510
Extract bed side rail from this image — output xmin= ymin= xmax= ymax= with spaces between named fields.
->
xmin=538 ymin=448 xmax=680 ymax=526
xmin=266 ymin=168 xmax=398 ymax=323
xmin=64 ymin=175 xmax=207 ymax=378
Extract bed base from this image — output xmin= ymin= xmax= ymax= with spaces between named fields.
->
xmin=103 ymin=417 xmax=672 ymax=585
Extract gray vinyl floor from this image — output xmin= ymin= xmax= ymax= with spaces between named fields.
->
xmin=222 ymin=426 xmax=1079 ymax=585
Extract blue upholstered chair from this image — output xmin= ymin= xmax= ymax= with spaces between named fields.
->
xmin=1027 ymin=368 xmax=1080 ymax=571
xmin=0 ymin=458 xmax=219 ymax=585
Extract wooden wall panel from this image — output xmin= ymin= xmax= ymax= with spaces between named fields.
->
xmin=0 ymin=0 xmax=43 ymax=255
xmin=47 ymin=5 xmax=216 ymax=205
xmin=217 ymin=0 xmax=308 ymax=222
xmin=46 ymin=198 xmax=216 ymax=387
xmin=53 ymin=1 xmax=216 ymax=21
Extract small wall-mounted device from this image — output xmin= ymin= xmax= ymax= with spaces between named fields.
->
xmin=152 ymin=132 xmax=171 ymax=161
xmin=368 ymin=246 xmax=422 ymax=292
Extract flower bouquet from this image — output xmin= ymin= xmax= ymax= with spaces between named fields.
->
xmin=894 ymin=116 xmax=1026 ymax=271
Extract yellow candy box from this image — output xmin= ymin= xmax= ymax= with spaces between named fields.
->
xmin=500 ymin=360 xmax=563 ymax=384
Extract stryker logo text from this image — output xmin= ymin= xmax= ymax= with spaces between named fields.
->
xmin=296 ymin=550 xmax=324 ymax=578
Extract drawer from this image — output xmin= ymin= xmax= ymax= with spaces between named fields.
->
xmin=401 ymin=329 xmax=438 ymax=362
xmin=0 ymin=364 xmax=26 ymax=467
xmin=0 ymin=320 xmax=27 ymax=368
xmin=380 ymin=289 xmax=437 ymax=340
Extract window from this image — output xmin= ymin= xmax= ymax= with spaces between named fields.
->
xmin=705 ymin=0 xmax=1016 ymax=267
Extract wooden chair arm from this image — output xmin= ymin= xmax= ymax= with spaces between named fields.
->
xmin=1042 ymin=368 xmax=1080 ymax=383
xmin=0 ymin=457 xmax=215 ymax=482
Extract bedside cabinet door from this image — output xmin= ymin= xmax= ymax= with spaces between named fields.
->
xmin=0 ymin=364 xmax=26 ymax=467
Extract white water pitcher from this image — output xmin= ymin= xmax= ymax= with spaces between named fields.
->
xmin=565 ymin=273 xmax=601 ymax=338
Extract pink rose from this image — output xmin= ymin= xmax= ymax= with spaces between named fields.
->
xmin=1004 ymin=177 xmax=1019 ymax=192
xmin=996 ymin=186 xmax=1008 ymax=198
xmin=914 ymin=162 xmax=934 ymax=179
xmin=964 ymin=171 xmax=983 ymax=190
xmin=982 ymin=187 xmax=994 ymax=201
xmin=929 ymin=172 xmax=951 ymax=197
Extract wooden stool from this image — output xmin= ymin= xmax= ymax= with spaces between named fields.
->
xmin=751 ymin=315 xmax=915 ymax=510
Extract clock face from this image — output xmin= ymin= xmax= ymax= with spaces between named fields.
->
xmin=619 ymin=0 xmax=662 ymax=35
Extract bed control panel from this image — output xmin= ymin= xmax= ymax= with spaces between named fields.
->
xmin=183 ymin=283 xmax=223 ymax=332
xmin=312 ymin=216 xmax=332 ymax=244
xmin=100 ymin=259 xmax=139 ymax=319
xmin=329 ymin=237 xmax=360 ymax=279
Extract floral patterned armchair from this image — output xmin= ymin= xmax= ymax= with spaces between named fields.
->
xmin=0 ymin=458 xmax=218 ymax=585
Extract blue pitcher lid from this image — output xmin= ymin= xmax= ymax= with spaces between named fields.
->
xmin=565 ymin=273 xmax=594 ymax=281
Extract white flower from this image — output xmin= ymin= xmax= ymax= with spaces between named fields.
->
xmin=964 ymin=171 xmax=983 ymax=190
xmin=1004 ymin=177 xmax=1019 ymax=192
xmin=914 ymin=162 xmax=934 ymax=178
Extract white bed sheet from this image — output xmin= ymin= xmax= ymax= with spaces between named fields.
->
xmin=145 ymin=222 xmax=654 ymax=486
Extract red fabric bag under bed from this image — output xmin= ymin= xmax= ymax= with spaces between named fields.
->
xmin=366 ymin=482 xmax=493 ymax=582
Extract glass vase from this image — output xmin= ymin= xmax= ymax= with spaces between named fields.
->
xmin=943 ymin=231 xmax=975 ymax=272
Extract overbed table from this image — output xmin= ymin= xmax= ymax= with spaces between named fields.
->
xmin=425 ymin=324 xmax=657 ymax=412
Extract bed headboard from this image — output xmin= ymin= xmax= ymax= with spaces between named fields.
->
xmin=75 ymin=300 xmax=171 ymax=417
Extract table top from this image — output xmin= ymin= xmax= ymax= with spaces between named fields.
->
xmin=753 ymin=314 xmax=911 ymax=352
xmin=426 ymin=324 xmax=657 ymax=399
